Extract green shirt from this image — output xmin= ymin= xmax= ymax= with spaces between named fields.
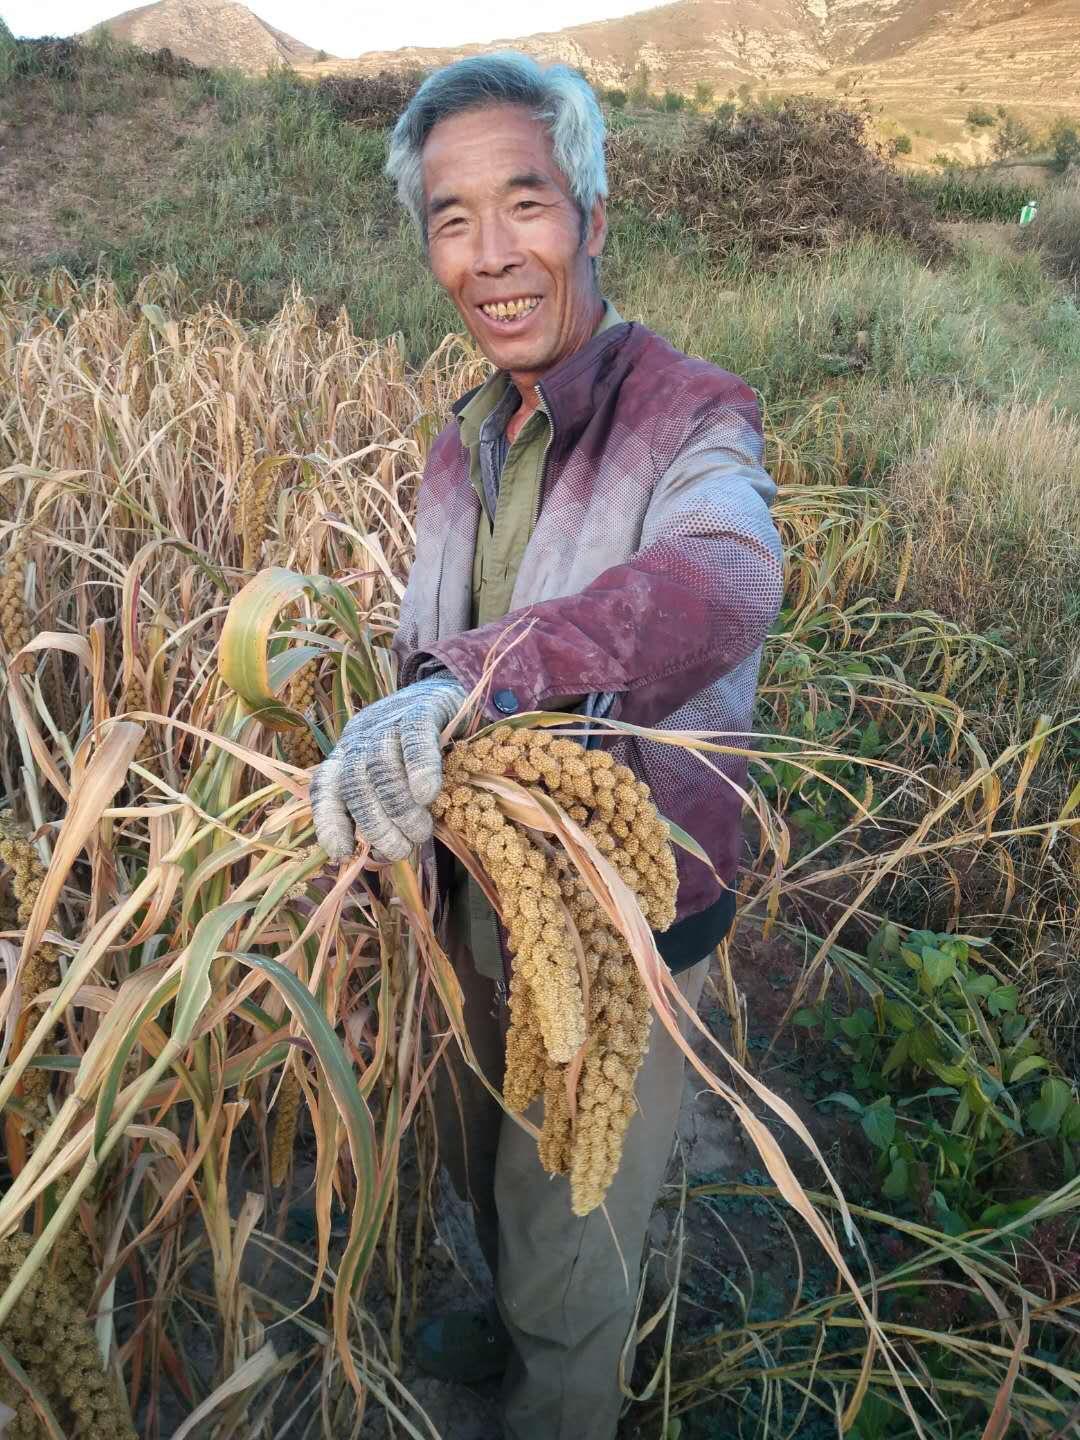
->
xmin=458 ymin=301 xmax=624 ymax=628
xmin=455 ymin=301 xmax=624 ymax=978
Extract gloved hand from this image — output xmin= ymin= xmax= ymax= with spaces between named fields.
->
xmin=310 ymin=675 xmax=467 ymax=862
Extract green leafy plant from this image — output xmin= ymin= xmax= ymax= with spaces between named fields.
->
xmin=796 ymin=924 xmax=1080 ymax=1229
xmin=1049 ymin=117 xmax=1080 ymax=171
xmin=904 ymin=171 xmax=1030 ymax=220
xmin=965 ymin=106 xmax=997 ymax=129
xmin=992 ymin=111 xmax=1033 ymax=160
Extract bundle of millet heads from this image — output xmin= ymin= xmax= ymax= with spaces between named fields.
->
xmin=431 ymin=727 xmax=678 ymax=1215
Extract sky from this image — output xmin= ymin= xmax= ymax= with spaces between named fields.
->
xmin=4 ymin=0 xmax=662 ymax=54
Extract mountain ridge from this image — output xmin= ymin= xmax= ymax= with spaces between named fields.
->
xmin=91 ymin=0 xmax=327 ymax=71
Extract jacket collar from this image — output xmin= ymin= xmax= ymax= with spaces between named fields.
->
xmin=453 ymin=301 xmax=633 ymax=452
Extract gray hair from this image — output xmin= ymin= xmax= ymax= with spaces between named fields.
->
xmin=386 ymin=52 xmax=608 ymax=241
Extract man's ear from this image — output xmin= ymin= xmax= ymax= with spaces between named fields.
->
xmin=586 ymin=197 xmax=608 ymax=258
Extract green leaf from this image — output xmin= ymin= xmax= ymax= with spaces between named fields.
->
xmin=822 ymin=1091 xmax=865 ymax=1115
xmin=861 ymin=1098 xmax=896 ymax=1150
xmin=792 ymin=1008 xmax=820 ymax=1028
xmin=1062 ymin=1102 xmax=1080 ymax=1143
xmin=988 ymin=984 xmax=1018 ymax=1016
xmin=1009 ymin=1054 xmax=1048 ymax=1084
xmin=963 ymin=972 xmax=996 ymax=999
xmin=839 ymin=1008 xmax=875 ymax=1039
xmin=882 ymin=1156 xmax=909 ymax=1199
xmin=979 ymin=1195 xmax=1042 ymax=1228
xmin=220 ymin=567 xmax=378 ymax=729
xmin=928 ymin=1060 xmax=972 ymax=1086
xmin=93 ymin=902 xmax=249 ymax=1157
xmin=921 ymin=946 xmax=956 ymax=989
xmin=909 ymin=1025 xmax=943 ymax=1068
xmin=857 ymin=719 xmax=883 ymax=758
xmin=898 ymin=1086 xmax=959 ymax=1106
xmin=1027 ymin=1077 xmax=1072 ymax=1137
xmin=884 ymin=999 xmax=915 ymax=1032
xmin=881 ymin=1032 xmax=911 ymax=1078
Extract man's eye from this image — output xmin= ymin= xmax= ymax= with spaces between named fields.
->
xmin=515 ymin=200 xmax=539 ymax=213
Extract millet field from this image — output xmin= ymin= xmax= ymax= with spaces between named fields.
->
xmin=1 ymin=28 xmax=1080 ymax=1440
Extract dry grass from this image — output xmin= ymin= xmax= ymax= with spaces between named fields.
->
xmin=607 ymin=99 xmax=947 ymax=267
xmin=0 ymin=270 xmax=1078 ymax=1437
xmin=1019 ymin=172 xmax=1080 ymax=288
xmin=888 ymin=394 xmax=1080 ymax=704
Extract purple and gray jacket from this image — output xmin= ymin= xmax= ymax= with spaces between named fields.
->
xmin=393 ymin=318 xmax=784 ymax=922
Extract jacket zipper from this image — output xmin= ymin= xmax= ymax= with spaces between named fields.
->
xmin=533 ymin=384 xmax=556 ymax=532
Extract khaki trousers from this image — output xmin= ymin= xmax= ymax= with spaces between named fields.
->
xmin=432 ymin=904 xmax=708 ymax=1440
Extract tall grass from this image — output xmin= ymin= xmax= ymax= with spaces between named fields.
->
xmin=1 ymin=271 xmax=1078 ymax=1436
xmin=2 ymin=40 xmax=1080 ymax=1438
xmin=904 ymin=172 xmax=1032 ymax=223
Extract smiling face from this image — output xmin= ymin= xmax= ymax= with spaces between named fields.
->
xmin=421 ymin=104 xmax=607 ymax=392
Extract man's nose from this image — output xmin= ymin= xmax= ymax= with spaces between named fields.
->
xmin=471 ymin=212 xmax=523 ymax=276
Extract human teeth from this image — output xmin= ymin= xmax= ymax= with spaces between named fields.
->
xmin=482 ymin=297 xmax=539 ymax=319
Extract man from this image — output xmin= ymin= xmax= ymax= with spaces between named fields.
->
xmin=310 ymin=53 xmax=784 ymax=1440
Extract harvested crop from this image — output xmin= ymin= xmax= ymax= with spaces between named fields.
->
xmin=433 ymin=727 xmax=678 ymax=1214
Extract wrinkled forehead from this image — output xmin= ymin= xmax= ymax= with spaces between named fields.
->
xmin=421 ymin=103 xmax=567 ymax=212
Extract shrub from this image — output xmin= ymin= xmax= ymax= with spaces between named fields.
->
xmin=661 ymin=90 xmax=686 ymax=112
xmin=991 ymin=111 xmax=1033 ymax=159
xmin=630 ymin=61 xmax=650 ymax=104
xmin=607 ymin=97 xmax=945 ymax=266
xmin=892 ymin=132 xmax=912 ymax=155
xmin=0 ymin=30 xmax=199 ymax=82
xmin=314 ymin=48 xmax=328 ymax=64
xmin=1018 ymin=174 xmax=1080 ymax=285
xmin=1049 ymin=118 xmax=1080 ymax=171
xmin=316 ymin=68 xmax=424 ymax=127
xmin=604 ymin=87 xmax=627 ymax=110
xmin=966 ymin=105 xmax=996 ymax=128
xmin=693 ymin=81 xmax=714 ymax=110
xmin=713 ymin=100 xmax=736 ymax=126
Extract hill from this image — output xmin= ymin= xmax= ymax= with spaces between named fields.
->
xmin=306 ymin=0 xmax=1080 ymax=153
xmin=90 ymin=0 xmax=327 ymax=70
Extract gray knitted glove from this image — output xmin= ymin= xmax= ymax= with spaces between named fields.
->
xmin=310 ymin=676 xmax=467 ymax=862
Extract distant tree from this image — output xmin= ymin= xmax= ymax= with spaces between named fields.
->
xmin=965 ymin=105 xmax=996 ymax=128
xmin=605 ymin=87 xmax=627 ymax=110
xmin=892 ymin=132 xmax=912 ymax=155
xmin=314 ymin=49 xmax=328 ymax=63
xmin=736 ymin=80 xmax=753 ymax=104
xmin=992 ymin=111 xmax=1033 ymax=160
xmin=1049 ymin=117 xmax=1080 ymax=170
xmin=693 ymin=81 xmax=714 ymax=111
xmin=630 ymin=61 xmax=650 ymax=104
xmin=713 ymin=100 xmax=737 ymax=125
xmin=661 ymin=90 xmax=686 ymax=112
